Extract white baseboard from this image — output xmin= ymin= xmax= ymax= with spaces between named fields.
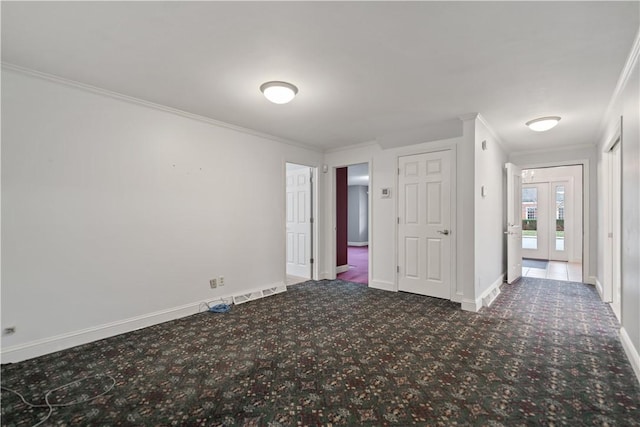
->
xmin=461 ymin=274 xmax=504 ymax=312
xmin=480 ymin=274 xmax=504 ymax=308
xmin=451 ymin=291 xmax=464 ymax=304
xmin=620 ymin=327 xmax=640 ymax=385
xmin=1 ymin=301 xmax=203 ymax=363
xmin=232 ymin=282 xmax=286 ymax=305
xmin=369 ymin=280 xmax=395 ymax=292
xmin=336 ymin=264 xmax=349 ymax=273
xmin=347 ymin=242 xmax=369 ymax=247
xmin=461 ymin=298 xmax=482 ymax=312
xmin=595 ymin=278 xmax=605 ymax=301
xmin=1 ymin=283 xmax=285 ymax=364
xmin=586 ymin=275 xmax=597 ymax=285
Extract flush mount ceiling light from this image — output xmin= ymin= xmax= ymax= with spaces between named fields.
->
xmin=526 ymin=116 xmax=561 ymax=132
xmin=260 ymin=81 xmax=298 ymax=104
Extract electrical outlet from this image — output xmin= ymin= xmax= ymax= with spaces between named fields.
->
xmin=209 ymin=278 xmax=217 ymax=289
xmin=3 ymin=326 xmax=16 ymax=335
xmin=219 ymin=276 xmax=225 ymax=287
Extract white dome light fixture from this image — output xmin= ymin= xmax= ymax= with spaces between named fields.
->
xmin=260 ymin=81 xmax=298 ymax=104
xmin=526 ymin=116 xmax=561 ymax=132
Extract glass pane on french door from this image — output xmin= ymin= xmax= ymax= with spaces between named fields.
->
xmin=522 ymin=187 xmax=538 ymax=250
xmin=555 ymin=185 xmax=565 ymax=252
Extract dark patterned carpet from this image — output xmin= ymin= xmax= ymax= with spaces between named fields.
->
xmin=2 ymin=278 xmax=639 ymax=426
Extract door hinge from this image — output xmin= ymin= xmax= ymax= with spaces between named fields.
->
xmin=310 ymin=258 xmax=314 ymax=264
xmin=397 ymin=217 xmax=400 ymax=224
xmin=310 ymin=217 xmax=314 ymax=224
xmin=398 ymin=168 xmax=401 ymax=175
xmin=397 ymin=266 xmax=400 ymax=273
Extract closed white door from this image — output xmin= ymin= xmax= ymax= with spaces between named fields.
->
xmin=505 ymin=163 xmax=523 ymax=284
xmin=521 ymin=181 xmax=570 ymax=262
xmin=398 ymin=150 xmax=452 ymax=299
xmin=286 ymin=165 xmax=312 ymax=278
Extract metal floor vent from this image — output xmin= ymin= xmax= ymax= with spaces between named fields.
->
xmin=232 ymin=284 xmax=287 ymax=305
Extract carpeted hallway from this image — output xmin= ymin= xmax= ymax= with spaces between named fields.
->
xmin=337 ymin=245 xmax=368 ymax=284
xmin=2 ymin=278 xmax=639 ymax=425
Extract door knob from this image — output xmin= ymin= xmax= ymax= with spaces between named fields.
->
xmin=437 ymin=229 xmax=450 ymax=235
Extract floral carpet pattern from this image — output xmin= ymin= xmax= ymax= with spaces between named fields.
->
xmin=2 ymin=278 xmax=639 ymax=426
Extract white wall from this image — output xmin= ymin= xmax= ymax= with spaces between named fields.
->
xmin=347 ymin=185 xmax=368 ymax=244
xmin=597 ymin=33 xmax=640 ymax=380
xmin=1 ymin=69 xmax=323 ymax=361
xmin=509 ymin=145 xmax=597 ymax=283
xmin=474 ymin=118 xmax=508 ymax=305
xmin=323 ymin=120 xmax=477 ymax=306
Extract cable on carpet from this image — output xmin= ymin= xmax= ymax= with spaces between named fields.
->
xmin=203 ymin=298 xmax=232 ymax=313
xmin=0 ymin=373 xmax=116 ymax=427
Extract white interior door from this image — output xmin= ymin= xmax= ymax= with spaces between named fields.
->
xmin=506 ymin=163 xmax=522 ymax=284
xmin=286 ymin=165 xmax=312 ymax=278
xmin=609 ymin=141 xmax=622 ymax=320
xmin=398 ymin=150 xmax=452 ymax=299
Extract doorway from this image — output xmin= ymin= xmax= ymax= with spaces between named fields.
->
xmin=286 ymin=163 xmax=313 ymax=285
xmin=336 ymin=163 xmax=369 ymax=284
xmin=520 ymin=165 xmax=583 ymax=282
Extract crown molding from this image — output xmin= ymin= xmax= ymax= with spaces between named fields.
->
xmin=458 ymin=112 xmax=479 ymax=122
xmin=2 ymin=62 xmax=323 ymax=154
xmin=509 ymin=142 xmax=596 ymax=157
xmin=598 ymin=26 xmax=640 ymax=141
xmin=476 ymin=113 xmax=507 ymax=154
xmin=324 ymin=139 xmax=380 ymax=154
xmin=458 ymin=112 xmax=508 ymax=154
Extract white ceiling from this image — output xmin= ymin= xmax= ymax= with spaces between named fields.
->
xmin=2 ymin=2 xmax=638 ymax=153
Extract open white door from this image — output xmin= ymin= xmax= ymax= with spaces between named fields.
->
xmin=286 ymin=164 xmax=312 ymax=279
xmin=505 ymin=163 xmax=522 ymax=284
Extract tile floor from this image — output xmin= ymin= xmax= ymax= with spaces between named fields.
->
xmin=522 ymin=260 xmax=583 ymax=282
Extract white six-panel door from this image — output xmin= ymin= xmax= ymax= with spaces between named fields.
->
xmin=398 ymin=151 xmax=452 ymax=299
xmin=286 ymin=166 xmax=312 ymax=278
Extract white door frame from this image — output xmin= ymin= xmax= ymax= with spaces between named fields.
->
xmin=515 ymin=159 xmax=591 ymax=284
xmin=284 ymin=162 xmax=318 ymax=281
xmin=328 ymin=160 xmax=373 ymax=283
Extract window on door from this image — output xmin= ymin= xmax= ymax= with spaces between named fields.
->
xmin=555 ymin=185 xmax=565 ymax=252
xmin=522 ymin=187 xmax=539 ymax=251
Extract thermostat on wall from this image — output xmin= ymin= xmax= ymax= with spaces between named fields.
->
xmin=381 ymin=188 xmax=391 ymax=198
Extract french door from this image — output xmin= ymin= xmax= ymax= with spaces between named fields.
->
xmin=521 ymin=181 xmax=569 ymax=261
